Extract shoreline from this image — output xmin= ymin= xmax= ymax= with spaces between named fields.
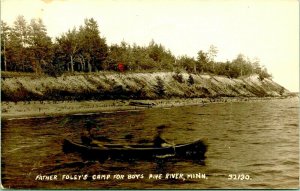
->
xmin=1 ymin=96 xmax=297 ymax=120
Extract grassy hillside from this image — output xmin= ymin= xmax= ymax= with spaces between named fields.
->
xmin=1 ymin=72 xmax=291 ymax=101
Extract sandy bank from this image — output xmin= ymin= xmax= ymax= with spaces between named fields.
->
xmin=1 ymin=72 xmax=291 ymax=102
xmin=1 ymin=96 xmax=295 ymax=120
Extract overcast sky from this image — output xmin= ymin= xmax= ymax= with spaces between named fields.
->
xmin=1 ymin=0 xmax=299 ymax=91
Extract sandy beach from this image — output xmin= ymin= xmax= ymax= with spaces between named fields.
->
xmin=1 ymin=96 xmax=292 ymax=120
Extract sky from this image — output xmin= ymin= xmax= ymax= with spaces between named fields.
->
xmin=1 ymin=0 xmax=299 ymax=92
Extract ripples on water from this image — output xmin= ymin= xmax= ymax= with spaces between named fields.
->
xmin=1 ymin=97 xmax=299 ymax=189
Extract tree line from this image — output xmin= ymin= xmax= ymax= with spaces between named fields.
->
xmin=1 ymin=16 xmax=272 ymax=79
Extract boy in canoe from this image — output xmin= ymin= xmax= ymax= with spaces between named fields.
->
xmin=153 ymin=125 xmax=171 ymax=147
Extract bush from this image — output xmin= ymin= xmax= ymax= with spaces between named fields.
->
xmin=43 ymin=63 xmax=64 ymax=77
xmin=154 ymin=76 xmax=165 ymax=96
xmin=172 ymin=72 xmax=184 ymax=83
xmin=188 ymin=74 xmax=194 ymax=86
xmin=258 ymin=69 xmax=272 ymax=81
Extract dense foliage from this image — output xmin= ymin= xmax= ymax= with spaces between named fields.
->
xmin=1 ymin=16 xmax=272 ymax=79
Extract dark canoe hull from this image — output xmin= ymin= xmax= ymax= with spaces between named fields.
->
xmin=63 ymin=139 xmax=207 ymax=160
xmin=129 ymin=101 xmax=154 ymax=108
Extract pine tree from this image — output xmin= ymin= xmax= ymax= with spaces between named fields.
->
xmin=1 ymin=21 xmax=10 ymax=71
xmin=154 ymin=76 xmax=165 ymax=96
xmin=77 ymin=18 xmax=108 ymax=72
xmin=9 ymin=15 xmax=30 ymax=71
xmin=27 ymin=18 xmax=53 ymax=74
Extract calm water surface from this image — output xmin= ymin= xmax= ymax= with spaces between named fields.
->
xmin=1 ymin=98 xmax=299 ymax=189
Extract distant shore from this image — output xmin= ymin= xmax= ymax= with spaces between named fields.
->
xmin=1 ymin=96 xmax=296 ymax=120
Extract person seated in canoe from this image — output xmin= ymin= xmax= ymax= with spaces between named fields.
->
xmin=81 ymin=119 xmax=112 ymax=147
xmin=81 ymin=133 xmax=92 ymax=145
xmin=81 ymin=119 xmax=100 ymax=145
xmin=153 ymin=125 xmax=171 ymax=147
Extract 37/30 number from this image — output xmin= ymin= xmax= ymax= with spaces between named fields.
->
xmin=228 ymin=174 xmax=251 ymax=180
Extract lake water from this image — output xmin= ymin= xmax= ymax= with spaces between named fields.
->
xmin=1 ymin=97 xmax=299 ymax=189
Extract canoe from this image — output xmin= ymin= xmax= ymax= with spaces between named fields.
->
xmin=62 ymin=139 xmax=207 ymax=160
xmin=129 ymin=101 xmax=155 ymax=108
